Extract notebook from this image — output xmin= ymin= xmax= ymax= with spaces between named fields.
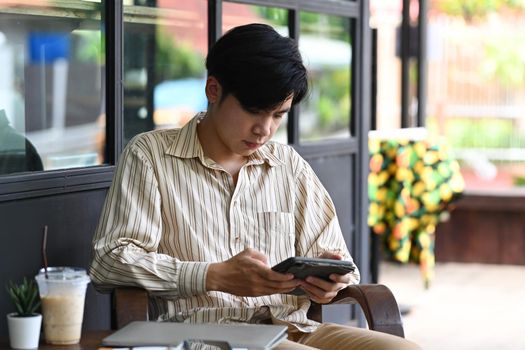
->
xmin=102 ymin=321 xmax=288 ymax=350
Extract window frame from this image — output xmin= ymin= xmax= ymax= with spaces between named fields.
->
xmin=0 ymin=1 xmax=121 ymax=202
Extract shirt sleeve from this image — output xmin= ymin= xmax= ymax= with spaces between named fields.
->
xmin=88 ymin=137 xmax=209 ymax=298
xmin=293 ymin=159 xmax=361 ymax=285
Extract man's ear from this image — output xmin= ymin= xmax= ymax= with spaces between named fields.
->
xmin=205 ymin=76 xmax=221 ymax=104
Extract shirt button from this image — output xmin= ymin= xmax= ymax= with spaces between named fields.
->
xmin=235 ymin=236 xmax=241 ymax=241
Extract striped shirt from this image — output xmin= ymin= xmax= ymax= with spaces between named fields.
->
xmin=89 ymin=113 xmax=360 ymax=332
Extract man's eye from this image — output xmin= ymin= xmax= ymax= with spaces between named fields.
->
xmin=274 ymin=114 xmax=284 ymax=119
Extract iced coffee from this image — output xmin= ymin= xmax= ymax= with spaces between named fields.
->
xmin=35 ymin=267 xmax=90 ymax=345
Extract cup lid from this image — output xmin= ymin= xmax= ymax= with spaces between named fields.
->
xmin=35 ymin=267 xmax=90 ymax=284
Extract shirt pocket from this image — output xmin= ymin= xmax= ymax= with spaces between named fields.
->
xmin=255 ymin=212 xmax=295 ymax=264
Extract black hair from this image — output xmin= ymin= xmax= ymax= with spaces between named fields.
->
xmin=206 ymin=23 xmax=308 ymax=112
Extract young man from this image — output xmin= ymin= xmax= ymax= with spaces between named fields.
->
xmin=90 ymin=24 xmax=419 ymax=350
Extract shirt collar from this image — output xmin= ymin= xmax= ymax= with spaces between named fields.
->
xmin=248 ymin=144 xmax=285 ymax=167
xmin=165 ymin=112 xmax=205 ymax=159
xmin=165 ymin=112 xmax=285 ymax=167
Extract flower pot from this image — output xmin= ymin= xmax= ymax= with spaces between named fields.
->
xmin=6 ymin=313 xmax=42 ymax=349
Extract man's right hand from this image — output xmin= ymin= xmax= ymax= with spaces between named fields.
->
xmin=206 ymin=248 xmax=300 ymax=297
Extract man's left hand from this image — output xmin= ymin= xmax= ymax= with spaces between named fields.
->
xmin=299 ymin=251 xmax=352 ymax=304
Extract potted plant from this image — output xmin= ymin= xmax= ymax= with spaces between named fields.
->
xmin=6 ymin=278 xmax=42 ymax=349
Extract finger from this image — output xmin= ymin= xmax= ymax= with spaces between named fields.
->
xmin=317 ymin=251 xmax=343 ymax=260
xmin=328 ymin=273 xmax=352 ymax=284
xmin=305 ymin=276 xmax=340 ymax=292
xmin=301 ymin=279 xmax=337 ymax=298
xmin=300 ymin=288 xmax=321 ymax=303
xmin=300 ymin=284 xmax=336 ymax=304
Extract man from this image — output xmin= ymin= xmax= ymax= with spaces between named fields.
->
xmin=90 ymin=24 xmax=419 ymax=350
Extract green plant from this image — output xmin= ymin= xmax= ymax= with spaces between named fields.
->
xmin=155 ymin=31 xmax=205 ymax=85
xmin=482 ymin=37 xmax=525 ymax=87
xmin=6 ymin=278 xmax=41 ymax=317
xmin=513 ymin=175 xmax=525 ymax=186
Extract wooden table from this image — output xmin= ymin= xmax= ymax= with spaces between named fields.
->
xmin=0 ymin=331 xmax=112 ymax=350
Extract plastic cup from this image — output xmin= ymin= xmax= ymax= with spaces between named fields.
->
xmin=35 ymin=267 xmax=90 ymax=345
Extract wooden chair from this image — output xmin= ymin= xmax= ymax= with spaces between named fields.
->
xmin=112 ymin=284 xmax=405 ymax=338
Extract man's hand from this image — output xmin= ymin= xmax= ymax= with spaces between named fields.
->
xmin=299 ymin=251 xmax=353 ymax=304
xmin=206 ymin=248 xmax=300 ymax=297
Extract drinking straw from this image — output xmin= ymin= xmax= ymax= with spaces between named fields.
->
xmin=42 ymin=225 xmax=48 ymax=279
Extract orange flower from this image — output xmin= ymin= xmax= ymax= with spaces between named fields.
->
xmin=393 ymin=223 xmax=406 ymax=240
xmin=406 ymin=198 xmax=420 ymax=214
xmin=369 ymin=154 xmax=384 ymax=173
xmin=373 ymin=223 xmax=386 ymax=234
xmin=396 ymin=149 xmax=411 ymax=168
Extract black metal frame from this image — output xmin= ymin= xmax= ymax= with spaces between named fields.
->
xmin=209 ymin=0 xmax=222 ymax=46
xmin=106 ymin=0 xmax=124 ymax=166
xmin=400 ymin=0 xmax=411 ymax=128
xmin=417 ymin=0 xmax=427 ymax=127
xmin=400 ymin=0 xmax=428 ymax=128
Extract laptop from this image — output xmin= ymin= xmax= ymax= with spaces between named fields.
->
xmin=102 ymin=321 xmax=288 ymax=350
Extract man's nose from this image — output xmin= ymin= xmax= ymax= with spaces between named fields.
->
xmin=253 ymin=116 xmax=272 ymax=137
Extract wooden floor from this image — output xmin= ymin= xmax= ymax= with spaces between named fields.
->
xmin=379 ymin=262 xmax=525 ymax=350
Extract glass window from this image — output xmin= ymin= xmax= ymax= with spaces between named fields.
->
xmin=0 ymin=1 xmax=106 ymax=175
xmin=299 ymin=12 xmax=352 ymax=142
xmin=222 ymin=3 xmax=288 ymax=34
xmin=122 ymin=1 xmax=207 ymax=145
xmin=222 ymin=3 xmax=289 ymax=144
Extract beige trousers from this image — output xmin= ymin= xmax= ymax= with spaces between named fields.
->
xmin=275 ymin=323 xmax=421 ymax=350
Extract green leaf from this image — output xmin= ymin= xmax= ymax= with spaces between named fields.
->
xmin=6 ymin=278 xmax=41 ymax=317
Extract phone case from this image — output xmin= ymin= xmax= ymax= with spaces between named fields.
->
xmin=272 ymin=257 xmax=355 ymax=295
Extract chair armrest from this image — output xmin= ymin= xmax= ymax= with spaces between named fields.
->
xmin=112 ymin=284 xmax=405 ymax=338
xmin=307 ymin=284 xmax=405 ymax=338
xmin=112 ymin=287 xmax=149 ymax=329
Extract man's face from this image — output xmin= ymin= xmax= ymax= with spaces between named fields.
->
xmin=206 ymin=79 xmax=293 ymax=157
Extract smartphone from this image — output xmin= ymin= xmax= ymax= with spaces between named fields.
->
xmin=271 ymin=257 xmax=356 ymax=295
